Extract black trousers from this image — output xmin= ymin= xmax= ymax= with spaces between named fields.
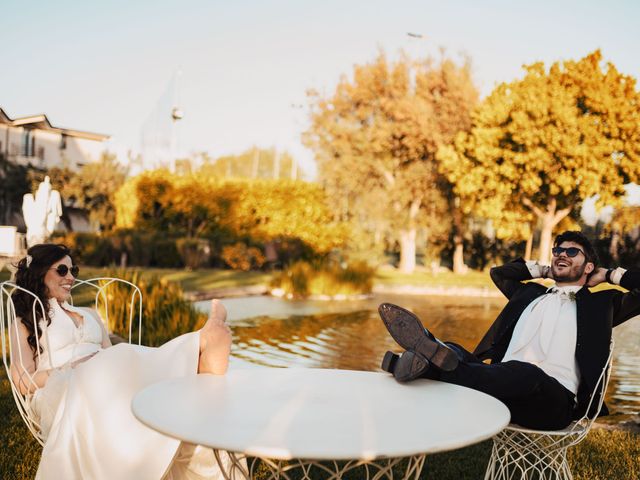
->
xmin=426 ymin=343 xmax=576 ymax=431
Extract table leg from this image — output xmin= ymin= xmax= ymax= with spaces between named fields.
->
xmin=212 ymin=451 xmax=426 ymax=479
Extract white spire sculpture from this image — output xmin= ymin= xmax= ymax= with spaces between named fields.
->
xmin=21 ymin=176 xmax=63 ymax=246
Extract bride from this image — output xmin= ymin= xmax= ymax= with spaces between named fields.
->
xmin=10 ymin=243 xmax=234 ymax=479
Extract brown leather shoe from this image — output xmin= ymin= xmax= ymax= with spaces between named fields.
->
xmin=381 ymin=351 xmax=400 ymax=373
xmin=381 ymin=350 xmax=431 ymax=382
xmin=378 ymin=303 xmax=459 ymax=372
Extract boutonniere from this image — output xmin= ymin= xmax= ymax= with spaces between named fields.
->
xmin=567 ymin=292 xmax=577 ymax=302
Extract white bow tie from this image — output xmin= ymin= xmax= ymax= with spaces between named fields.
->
xmin=545 ymin=287 xmax=578 ymax=299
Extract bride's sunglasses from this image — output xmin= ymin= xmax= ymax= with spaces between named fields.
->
xmin=551 ymin=246 xmax=584 ymax=258
xmin=50 ymin=264 xmax=80 ymax=277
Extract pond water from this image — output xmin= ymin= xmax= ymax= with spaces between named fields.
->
xmin=196 ymin=294 xmax=640 ymax=419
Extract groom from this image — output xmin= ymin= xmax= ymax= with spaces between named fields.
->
xmin=379 ymin=231 xmax=640 ymax=430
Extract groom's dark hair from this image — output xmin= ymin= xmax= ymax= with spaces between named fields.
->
xmin=554 ymin=231 xmax=599 ymax=267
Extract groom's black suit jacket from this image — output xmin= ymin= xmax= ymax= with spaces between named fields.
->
xmin=472 ymin=258 xmax=640 ymax=418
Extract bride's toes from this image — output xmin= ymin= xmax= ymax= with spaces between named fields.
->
xmin=209 ymin=299 xmax=227 ymax=325
xmin=198 ymin=299 xmax=232 ymax=374
xmin=199 ymin=326 xmax=232 ymax=375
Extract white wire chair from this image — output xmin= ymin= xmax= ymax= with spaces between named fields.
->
xmin=1 ymin=277 xmax=143 ymax=446
xmin=484 ymin=342 xmax=614 ymax=480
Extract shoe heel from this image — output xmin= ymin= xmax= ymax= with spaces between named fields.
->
xmin=381 ymin=351 xmax=399 ymax=373
xmin=431 ymin=344 xmax=459 ymax=371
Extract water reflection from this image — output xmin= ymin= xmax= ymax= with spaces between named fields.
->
xmin=197 ymin=294 xmax=639 ymax=417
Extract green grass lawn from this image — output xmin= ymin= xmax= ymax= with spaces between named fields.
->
xmin=375 ymin=267 xmax=496 ymax=289
xmin=1 ymin=266 xmax=272 ymax=293
xmin=80 ymin=266 xmax=272 ymax=293
xmin=1 ymin=367 xmax=637 ymax=479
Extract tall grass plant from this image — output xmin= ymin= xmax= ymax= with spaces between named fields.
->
xmin=76 ymin=270 xmax=207 ymax=346
xmin=271 ymin=260 xmax=374 ymax=298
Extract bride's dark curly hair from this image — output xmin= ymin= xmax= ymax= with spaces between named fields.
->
xmin=12 ymin=244 xmax=73 ymax=361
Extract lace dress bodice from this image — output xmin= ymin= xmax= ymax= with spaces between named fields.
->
xmin=36 ymin=299 xmax=104 ymax=371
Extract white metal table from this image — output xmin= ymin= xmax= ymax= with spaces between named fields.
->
xmin=132 ymin=368 xmax=510 ymax=479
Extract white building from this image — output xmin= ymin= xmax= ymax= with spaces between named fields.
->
xmin=0 ymin=107 xmax=109 ymax=171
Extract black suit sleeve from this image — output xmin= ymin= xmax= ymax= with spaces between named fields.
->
xmin=612 ymin=270 xmax=640 ymax=327
xmin=490 ymin=258 xmax=535 ymax=300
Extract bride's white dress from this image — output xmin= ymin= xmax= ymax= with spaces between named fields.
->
xmin=30 ymin=298 xmax=228 ymax=480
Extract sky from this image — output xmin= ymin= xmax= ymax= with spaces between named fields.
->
xmin=2 ymin=0 xmax=640 ymax=195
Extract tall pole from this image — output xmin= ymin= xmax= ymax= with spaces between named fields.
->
xmin=273 ymin=147 xmax=280 ymax=179
xmin=252 ymin=147 xmax=259 ymax=178
xmin=170 ymin=70 xmax=184 ymax=172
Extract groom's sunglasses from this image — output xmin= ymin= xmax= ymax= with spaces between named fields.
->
xmin=551 ymin=246 xmax=584 ymax=258
xmin=50 ymin=265 xmax=80 ymax=277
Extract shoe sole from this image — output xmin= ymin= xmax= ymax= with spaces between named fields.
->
xmin=393 ymin=350 xmax=430 ymax=382
xmin=378 ymin=303 xmax=458 ymax=372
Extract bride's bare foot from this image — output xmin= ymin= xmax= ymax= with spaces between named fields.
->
xmin=198 ymin=300 xmax=232 ymax=375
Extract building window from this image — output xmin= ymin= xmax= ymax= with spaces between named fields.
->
xmin=37 ymin=146 xmax=45 ymax=161
xmin=21 ymin=130 xmax=35 ymax=157
xmin=60 ymin=134 xmax=67 ymax=150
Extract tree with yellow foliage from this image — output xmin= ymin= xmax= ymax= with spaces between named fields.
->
xmin=605 ymin=205 xmax=640 ymax=263
xmin=305 ymin=51 xmax=478 ymax=273
xmin=114 ymin=171 xmax=345 ymax=256
xmin=439 ymin=50 xmax=640 ymax=263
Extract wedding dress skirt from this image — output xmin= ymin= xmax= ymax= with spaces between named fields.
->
xmin=33 ymin=331 xmax=228 ymax=480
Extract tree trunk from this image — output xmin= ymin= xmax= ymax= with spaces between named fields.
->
xmin=252 ymin=148 xmax=259 ymax=178
xmin=395 ymin=198 xmax=421 ymax=274
xmin=532 ymin=199 xmax=571 ymax=265
xmin=524 ymin=232 xmax=533 ymax=261
xmin=273 ymin=148 xmax=280 ymax=179
xmin=452 ymin=239 xmax=466 ymax=274
xmin=609 ymin=229 xmax=620 ymax=262
xmin=451 ymin=201 xmax=467 ymax=274
xmin=399 ymin=228 xmax=416 ymax=273
xmin=539 ymin=218 xmax=554 ymax=264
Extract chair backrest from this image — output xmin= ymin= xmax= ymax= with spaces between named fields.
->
xmin=1 ymin=277 xmax=143 ymax=446
xmin=574 ymin=339 xmax=615 ymax=428
xmin=70 ymin=277 xmax=143 ymax=345
xmin=548 ymin=339 xmax=615 ymax=446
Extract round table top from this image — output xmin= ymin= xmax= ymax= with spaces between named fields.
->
xmin=132 ymin=367 xmax=510 ymax=460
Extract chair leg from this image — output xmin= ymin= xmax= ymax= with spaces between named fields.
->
xmin=485 ymin=433 xmax=573 ymax=480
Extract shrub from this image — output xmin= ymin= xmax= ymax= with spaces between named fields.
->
xmin=151 ymin=239 xmax=182 ymax=268
xmin=176 ymin=238 xmax=211 ymax=270
xmin=113 ymin=172 xmax=348 ymax=262
xmin=271 ymin=260 xmax=374 ymax=298
xmin=51 ymin=232 xmax=115 ymax=265
xmin=221 ymin=242 xmax=265 ymax=271
xmin=53 ymin=232 xmax=184 ymax=268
